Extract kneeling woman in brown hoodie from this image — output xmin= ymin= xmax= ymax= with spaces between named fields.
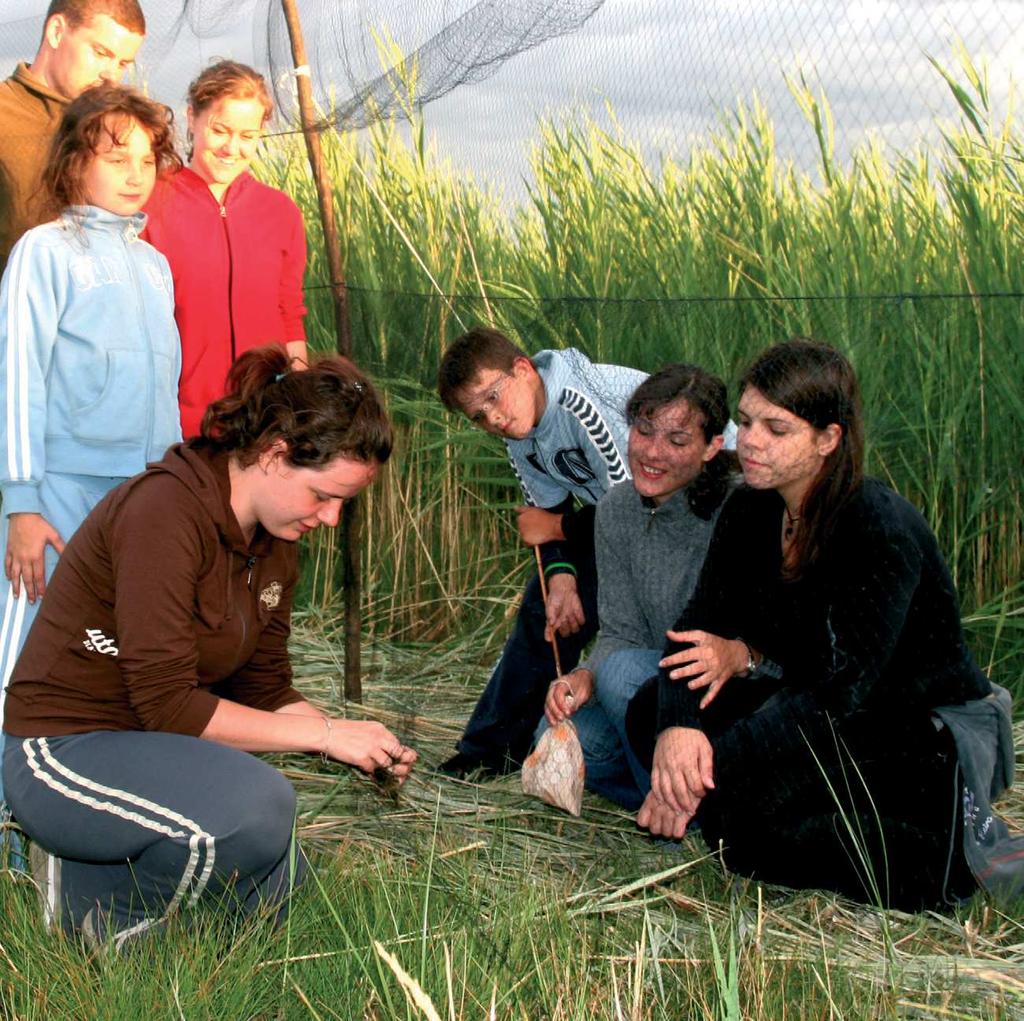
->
xmin=2 ymin=345 xmax=415 ymax=946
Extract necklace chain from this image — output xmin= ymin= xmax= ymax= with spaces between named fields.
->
xmin=783 ymin=507 xmax=800 ymax=541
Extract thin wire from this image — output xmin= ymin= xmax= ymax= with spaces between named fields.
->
xmin=299 ymin=282 xmax=1024 ymax=303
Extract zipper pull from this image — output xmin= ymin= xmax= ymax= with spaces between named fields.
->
xmin=246 ymin=556 xmax=256 ymax=589
xmin=219 ymin=204 xmax=227 ymax=218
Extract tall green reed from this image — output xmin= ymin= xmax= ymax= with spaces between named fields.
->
xmin=257 ymin=51 xmax=1022 ymax=686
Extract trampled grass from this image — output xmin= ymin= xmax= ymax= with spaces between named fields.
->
xmin=2 ymin=626 xmax=1022 ymax=1018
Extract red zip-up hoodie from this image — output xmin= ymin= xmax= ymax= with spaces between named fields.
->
xmin=143 ymin=169 xmax=308 ymax=437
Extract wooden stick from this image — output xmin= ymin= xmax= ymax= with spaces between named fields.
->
xmin=533 ymin=546 xmax=564 ymax=677
xmin=280 ymin=0 xmax=362 ymax=704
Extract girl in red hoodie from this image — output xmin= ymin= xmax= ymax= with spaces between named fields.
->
xmin=144 ymin=60 xmax=308 ymax=437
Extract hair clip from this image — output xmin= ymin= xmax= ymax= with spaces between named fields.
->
xmin=275 ymin=371 xmax=289 ymax=383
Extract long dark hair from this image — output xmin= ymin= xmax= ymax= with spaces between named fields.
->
xmin=200 ymin=346 xmax=393 ymax=468
xmin=42 ymin=84 xmax=179 ymax=219
xmin=626 ymin=363 xmax=736 ymax=519
xmin=739 ymin=339 xmax=864 ymax=578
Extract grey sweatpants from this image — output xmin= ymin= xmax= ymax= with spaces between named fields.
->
xmin=3 ymin=730 xmax=306 ymax=945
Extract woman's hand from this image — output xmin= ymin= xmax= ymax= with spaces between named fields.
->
xmin=544 ymin=572 xmax=586 ymax=640
xmin=660 ymin=630 xmax=748 ymax=709
xmin=5 ymin=513 xmax=65 ymax=602
xmin=516 ymin=506 xmax=566 ymax=546
xmin=636 ymin=789 xmax=694 ymax=839
xmin=326 ymin=719 xmax=417 ymax=783
xmin=285 ymin=340 xmax=309 ymax=371
xmin=544 ymin=668 xmax=594 ymax=725
xmin=650 ymin=726 xmax=714 ymax=818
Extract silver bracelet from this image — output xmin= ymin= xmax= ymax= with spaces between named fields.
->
xmin=321 ymin=717 xmax=333 ymax=762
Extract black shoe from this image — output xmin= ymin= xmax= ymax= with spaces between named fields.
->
xmin=437 ymin=752 xmax=502 ymax=778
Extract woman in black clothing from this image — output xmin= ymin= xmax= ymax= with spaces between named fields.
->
xmin=630 ymin=339 xmax=996 ymax=910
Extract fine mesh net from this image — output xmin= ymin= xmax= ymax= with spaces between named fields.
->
xmin=0 ymin=3 xmax=1020 ymax=657
xmin=2 ymin=3 xmax=1019 ymax=175
xmin=172 ymin=0 xmax=606 ymax=131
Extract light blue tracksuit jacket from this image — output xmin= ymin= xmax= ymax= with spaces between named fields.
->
xmin=0 ymin=206 xmax=181 ymax=513
xmin=0 ymin=207 xmax=183 ymax=795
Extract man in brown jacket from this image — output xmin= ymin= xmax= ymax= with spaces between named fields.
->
xmin=0 ymin=0 xmax=146 ymax=272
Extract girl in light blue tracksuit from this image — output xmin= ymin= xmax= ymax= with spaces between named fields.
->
xmin=0 ymin=86 xmax=184 ymax=807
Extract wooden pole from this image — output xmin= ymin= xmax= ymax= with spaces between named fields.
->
xmin=280 ymin=0 xmax=363 ymax=704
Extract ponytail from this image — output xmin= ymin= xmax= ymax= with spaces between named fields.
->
xmin=200 ymin=345 xmax=393 ymax=467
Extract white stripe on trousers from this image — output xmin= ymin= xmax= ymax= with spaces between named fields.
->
xmin=23 ymin=737 xmax=217 ymax=945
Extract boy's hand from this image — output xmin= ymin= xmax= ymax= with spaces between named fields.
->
xmin=6 ymin=512 xmax=65 ymax=602
xmin=516 ymin=507 xmax=566 ymax=546
xmin=544 ymin=668 xmax=594 ymax=725
xmin=543 ymin=572 xmax=585 ymax=640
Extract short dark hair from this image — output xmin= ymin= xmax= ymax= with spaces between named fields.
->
xmin=739 ymin=338 xmax=864 ymax=578
xmin=200 ymin=345 xmax=393 ymax=468
xmin=627 ymin=363 xmax=736 ymax=519
xmin=45 ymin=0 xmax=146 ymax=35
xmin=437 ymin=327 xmax=527 ymax=412
xmin=42 ymin=83 xmax=180 ymax=219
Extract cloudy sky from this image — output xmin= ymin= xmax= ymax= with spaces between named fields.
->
xmin=1 ymin=1 xmax=1020 ymax=200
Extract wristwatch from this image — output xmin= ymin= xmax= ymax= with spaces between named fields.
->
xmin=740 ymin=639 xmax=758 ymax=676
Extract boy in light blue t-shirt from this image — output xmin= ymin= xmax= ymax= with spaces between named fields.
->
xmin=436 ymin=327 xmax=645 ymax=775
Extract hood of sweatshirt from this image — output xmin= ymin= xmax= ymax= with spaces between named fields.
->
xmin=145 ymin=441 xmax=275 ymax=558
xmin=63 ymin=205 xmax=148 ymax=238
xmin=11 ymin=62 xmax=68 ymax=111
xmin=147 ymin=166 xmax=256 ymax=215
xmin=529 ymin=348 xmax=587 ymax=436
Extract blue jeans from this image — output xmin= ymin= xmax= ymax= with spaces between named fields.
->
xmin=456 ymin=545 xmax=599 ymax=770
xmin=535 ymin=647 xmax=660 ymax=810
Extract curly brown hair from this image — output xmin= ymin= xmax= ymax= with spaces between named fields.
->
xmin=199 ymin=346 xmax=393 ymax=468
xmin=41 ymin=83 xmax=179 ymax=219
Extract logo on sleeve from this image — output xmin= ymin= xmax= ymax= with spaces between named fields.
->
xmin=83 ymin=628 xmax=119 ymax=656
xmin=552 ymin=447 xmax=597 ymax=486
xmin=259 ymin=581 xmax=283 ymax=609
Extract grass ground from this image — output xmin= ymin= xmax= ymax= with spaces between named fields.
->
xmin=3 ymin=51 xmax=1022 ymax=1021
xmin=2 ymin=620 xmax=1022 ymax=1019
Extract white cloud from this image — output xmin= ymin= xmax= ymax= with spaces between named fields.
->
xmin=0 ymin=0 xmax=1018 ymax=199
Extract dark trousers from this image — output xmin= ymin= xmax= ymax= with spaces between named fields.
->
xmin=627 ymin=681 xmax=975 ymax=911
xmin=4 ymin=731 xmax=306 ymax=945
xmin=457 ymin=545 xmax=599 ymax=771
